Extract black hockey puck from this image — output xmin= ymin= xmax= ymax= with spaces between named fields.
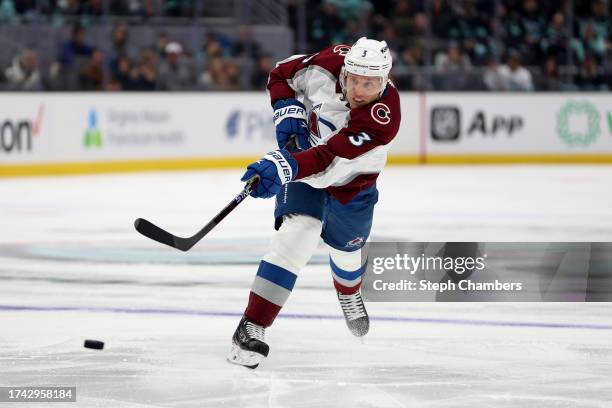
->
xmin=84 ymin=339 xmax=104 ymax=350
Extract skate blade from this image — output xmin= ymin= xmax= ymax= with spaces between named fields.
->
xmin=226 ymin=344 xmax=265 ymax=369
xmin=347 ymin=318 xmax=370 ymax=337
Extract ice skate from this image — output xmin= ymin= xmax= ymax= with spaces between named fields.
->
xmin=337 ymin=290 xmax=369 ymax=337
xmin=227 ymin=316 xmax=269 ymax=369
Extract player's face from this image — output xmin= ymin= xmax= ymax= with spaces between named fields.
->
xmin=345 ymin=72 xmax=382 ymax=109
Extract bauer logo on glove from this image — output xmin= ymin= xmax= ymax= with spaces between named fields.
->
xmin=272 ymin=98 xmax=310 ymax=151
xmin=265 ymin=151 xmax=293 ymax=183
xmin=240 ymin=149 xmax=298 ymax=199
xmin=272 ymin=105 xmax=306 ymax=125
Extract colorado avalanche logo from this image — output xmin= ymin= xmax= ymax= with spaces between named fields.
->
xmin=309 ymin=110 xmax=319 ymax=139
xmin=346 ymin=237 xmax=364 ymax=248
xmin=371 ymin=103 xmax=391 ymax=125
xmin=308 ymin=103 xmax=336 ymax=145
xmin=333 ymin=45 xmax=350 ymax=56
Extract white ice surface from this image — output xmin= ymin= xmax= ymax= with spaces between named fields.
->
xmin=1 ymin=166 xmax=612 ymax=407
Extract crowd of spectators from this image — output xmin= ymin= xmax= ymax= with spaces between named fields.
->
xmin=1 ymin=0 xmax=611 ymax=92
xmin=0 ymin=21 xmax=271 ymax=91
xmin=0 ymin=1 xmax=186 ymax=21
xmin=299 ymin=0 xmax=611 ymax=91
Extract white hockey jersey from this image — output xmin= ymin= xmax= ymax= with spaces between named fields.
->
xmin=267 ymin=44 xmax=401 ymax=204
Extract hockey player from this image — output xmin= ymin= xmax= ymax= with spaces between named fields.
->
xmin=228 ymin=37 xmax=401 ymax=369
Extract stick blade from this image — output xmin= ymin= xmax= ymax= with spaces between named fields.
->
xmin=133 ymin=180 xmax=253 ymax=252
xmin=134 ymin=218 xmax=179 ymax=249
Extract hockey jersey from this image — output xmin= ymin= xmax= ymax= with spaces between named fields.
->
xmin=267 ymin=44 xmax=401 ymax=205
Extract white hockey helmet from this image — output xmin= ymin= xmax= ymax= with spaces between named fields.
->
xmin=341 ymin=37 xmax=392 ymax=97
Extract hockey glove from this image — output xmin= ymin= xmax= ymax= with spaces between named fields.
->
xmin=241 ymin=149 xmax=298 ymax=199
xmin=273 ymin=98 xmax=310 ymax=151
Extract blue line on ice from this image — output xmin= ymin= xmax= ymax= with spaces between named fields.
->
xmin=1 ymin=304 xmax=611 ymax=331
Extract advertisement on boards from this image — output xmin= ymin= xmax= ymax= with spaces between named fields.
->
xmin=426 ymin=93 xmax=612 ymax=156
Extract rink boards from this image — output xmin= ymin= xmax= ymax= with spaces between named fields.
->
xmin=1 ymin=92 xmax=611 ymax=176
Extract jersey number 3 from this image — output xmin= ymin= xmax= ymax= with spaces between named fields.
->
xmin=348 ymin=132 xmax=371 ymax=146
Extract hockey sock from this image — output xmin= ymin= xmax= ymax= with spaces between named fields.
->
xmin=245 ymin=260 xmax=297 ymax=327
xmin=244 ymin=214 xmax=321 ymax=327
xmin=329 ymin=247 xmax=366 ymax=295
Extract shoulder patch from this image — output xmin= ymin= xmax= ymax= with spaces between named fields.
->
xmin=332 ymin=45 xmax=351 ymax=56
xmin=370 ymin=103 xmax=391 ymax=125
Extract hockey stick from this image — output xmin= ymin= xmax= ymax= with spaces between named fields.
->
xmin=134 ymin=176 xmax=259 ymax=251
xmin=134 ymin=136 xmax=297 ymax=251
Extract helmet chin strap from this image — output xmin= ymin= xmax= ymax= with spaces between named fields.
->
xmin=340 ymin=66 xmax=348 ymax=101
xmin=376 ymin=76 xmax=388 ymax=98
